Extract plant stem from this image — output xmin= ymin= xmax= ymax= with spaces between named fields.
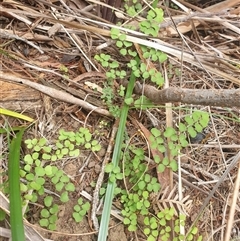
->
xmin=97 ymin=58 xmax=139 ymax=241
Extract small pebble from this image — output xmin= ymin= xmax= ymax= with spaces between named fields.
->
xmin=95 ymin=164 xmax=101 ymax=173
xmin=88 ymin=161 xmax=96 ymax=168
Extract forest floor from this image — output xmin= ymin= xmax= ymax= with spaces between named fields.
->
xmin=0 ymin=0 xmax=240 ymax=241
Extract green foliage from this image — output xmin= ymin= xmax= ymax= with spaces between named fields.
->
xmin=124 ymin=97 xmax=134 ymax=106
xmin=112 ymin=145 xmax=161 ymax=231
xmin=106 ymin=110 xmax=207 ymax=239
xmin=19 ymin=127 xmax=100 ymax=230
xmin=99 ymin=79 xmax=121 ymax=117
xmin=93 ymin=1 xmax=207 ymax=239
xmin=149 ymin=110 xmax=209 ymax=172
xmin=134 ymin=96 xmax=155 ymax=110
xmin=184 ymin=111 xmax=209 ymax=138
xmin=72 ymin=198 xmax=91 ymax=222
xmin=139 ymin=8 xmax=164 ymax=37
xmin=105 ymin=163 xmax=123 ymax=182
xmin=39 ymin=201 xmax=59 ymax=230
xmin=94 ymin=4 xmax=167 ymax=116
xmin=59 ymin=64 xmax=68 ymax=73
xmin=110 ymin=29 xmax=134 ymax=57
xmin=141 ymin=208 xmax=202 ymax=241
xmin=124 ymin=2 xmax=143 ymax=17
xmin=140 ymin=47 xmax=167 ymax=86
xmin=95 ymin=52 xmax=127 ymax=79
xmin=118 ymin=85 xmax=126 ymax=97
xmin=94 ymin=53 xmax=111 ymax=68
xmin=96 ymin=7 xmax=166 ymax=116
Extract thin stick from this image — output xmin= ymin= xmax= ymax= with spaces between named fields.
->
xmin=187 ymin=151 xmax=240 ymax=237
xmin=0 ymin=29 xmax=44 ymax=54
xmin=0 ymin=72 xmax=111 ymax=117
xmin=224 ymin=157 xmax=240 ymax=241
xmin=91 ymin=120 xmax=119 ymax=230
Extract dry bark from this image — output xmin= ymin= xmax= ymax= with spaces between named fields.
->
xmin=0 ymin=72 xmax=111 ymax=117
xmin=134 ymin=82 xmax=240 ymax=107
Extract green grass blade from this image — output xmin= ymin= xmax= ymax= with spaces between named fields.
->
xmin=0 ymin=108 xmax=34 ymax=122
xmin=8 ymin=128 xmax=26 ymax=241
xmin=97 ymin=62 xmax=138 ymax=241
xmin=0 ymin=126 xmax=26 ymax=134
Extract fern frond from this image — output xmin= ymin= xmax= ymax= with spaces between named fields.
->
xmin=152 ymin=185 xmax=193 ymax=216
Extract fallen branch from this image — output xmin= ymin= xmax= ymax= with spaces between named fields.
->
xmin=0 ymin=72 xmax=111 ymax=117
xmin=134 ymin=82 xmax=240 ymax=107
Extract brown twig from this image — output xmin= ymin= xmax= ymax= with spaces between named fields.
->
xmin=91 ymin=119 xmax=119 ymax=230
xmin=134 ymin=82 xmax=240 ymax=107
xmin=0 ymin=29 xmax=44 ymax=53
xmin=187 ymin=151 xmax=240 ymax=237
xmin=224 ymin=157 xmax=240 ymax=241
xmin=0 ymin=72 xmax=111 ymax=117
